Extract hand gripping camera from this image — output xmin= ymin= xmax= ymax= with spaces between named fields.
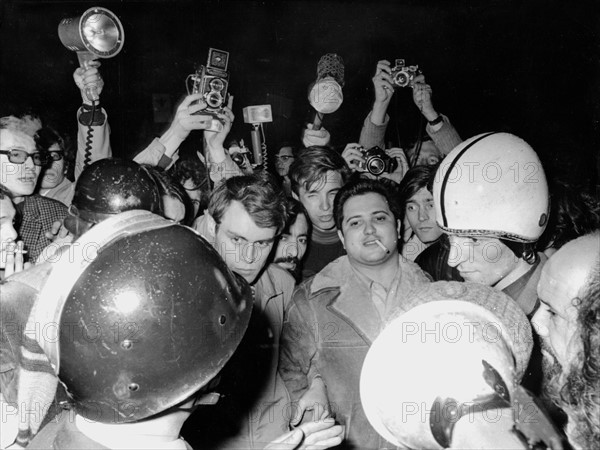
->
xmin=191 ymin=48 xmax=230 ymax=113
xmin=358 ymin=146 xmax=398 ymax=176
xmin=390 ymin=59 xmax=420 ymax=88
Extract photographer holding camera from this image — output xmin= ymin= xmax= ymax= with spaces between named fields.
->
xmin=341 ymin=142 xmax=409 ymax=184
xmin=359 ymin=59 xmax=462 ymax=168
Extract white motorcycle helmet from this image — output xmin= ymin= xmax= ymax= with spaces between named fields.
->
xmin=360 ymin=281 xmax=533 ymax=449
xmin=433 ymin=132 xmax=549 ymax=243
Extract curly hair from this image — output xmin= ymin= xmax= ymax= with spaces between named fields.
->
xmin=538 ymin=180 xmax=600 ymax=252
xmin=559 ymin=254 xmax=600 ymax=448
xmin=283 ymin=196 xmax=311 ymax=236
xmin=170 ymin=157 xmax=208 ymax=191
xmin=0 ymin=114 xmax=42 ymax=136
xmin=169 ymin=157 xmax=210 ymax=216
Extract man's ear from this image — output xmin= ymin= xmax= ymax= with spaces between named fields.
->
xmin=291 ymin=191 xmax=299 ymax=201
xmin=396 ymin=219 xmax=402 ymax=238
xmin=337 ymin=229 xmax=346 ymax=249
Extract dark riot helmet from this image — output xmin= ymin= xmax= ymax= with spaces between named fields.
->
xmin=65 ymin=158 xmax=162 ymax=236
xmin=35 ymin=210 xmax=253 ymax=423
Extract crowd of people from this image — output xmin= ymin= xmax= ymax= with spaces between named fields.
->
xmin=0 ymin=54 xmax=599 ymax=450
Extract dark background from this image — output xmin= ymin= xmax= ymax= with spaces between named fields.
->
xmin=1 ymin=0 xmax=598 ymax=190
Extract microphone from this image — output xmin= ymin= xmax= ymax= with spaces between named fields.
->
xmin=58 ymin=7 xmax=125 ymax=102
xmin=308 ymin=53 xmax=345 ymax=131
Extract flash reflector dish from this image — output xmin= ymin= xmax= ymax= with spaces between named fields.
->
xmin=58 ymin=7 xmax=124 ymax=58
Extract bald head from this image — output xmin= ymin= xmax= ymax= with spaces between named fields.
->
xmin=533 ymin=231 xmax=600 ymax=449
xmin=538 ymin=232 xmax=599 ymax=306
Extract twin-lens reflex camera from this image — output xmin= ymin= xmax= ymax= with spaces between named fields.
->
xmin=189 ymin=48 xmax=230 ymax=131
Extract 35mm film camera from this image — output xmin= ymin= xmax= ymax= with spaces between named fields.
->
xmin=358 ymin=146 xmax=398 ymax=176
xmin=391 ymin=59 xmax=420 ymax=88
xmin=191 ymin=48 xmax=230 ymax=113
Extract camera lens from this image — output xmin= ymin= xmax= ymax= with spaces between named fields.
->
xmin=209 ymin=78 xmax=225 ymax=91
xmin=205 ymin=91 xmax=223 ymax=108
xmin=393 ymin=71 xmax=409 ymax=87
xmin=367 ymin=157 xmax=385 ymax=176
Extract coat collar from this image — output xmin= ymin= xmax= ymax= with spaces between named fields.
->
xmin=253 ymin=264 xmax=292 ymax=324
xmin=255 ymin=264 xmax=281 ymax=301
xmin=310 ymin=256 xmax=386 ymax=344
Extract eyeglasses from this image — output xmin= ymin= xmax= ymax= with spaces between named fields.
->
xmin=0 ymin=148 xmax=49 ymax=166
xmin=49 ymin=150 xmax=64 ymax=161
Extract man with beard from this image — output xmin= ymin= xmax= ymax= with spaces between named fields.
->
xmin=190 ymin=174 xmax=342 ymax=448
xmin=532 ymin=231 xmax=600 ymax=449
xmin=273 ymin=198 xmax=310 ymax=281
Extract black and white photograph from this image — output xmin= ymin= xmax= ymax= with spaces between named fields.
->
xmin=1 ymin=1 xmax=598 ymax=449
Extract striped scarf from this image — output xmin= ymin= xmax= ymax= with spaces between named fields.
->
xmin=0 ymin=263 xmax=61 ymax=448
xmin=14 ymin=297 xmax=59 ymax=448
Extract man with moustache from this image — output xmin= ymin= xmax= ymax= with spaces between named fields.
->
xmin=272 ymin=198 xmax=310 ymax=281
xmin=191 ymin=174 xmax=326 ymax=448
xmin=532 ymin=231 xmax=600 ymax=449
xmin=280 ymin=178 xmax=429 ymax=449
xmin=0 ymin=116 xmax=67 ymax=262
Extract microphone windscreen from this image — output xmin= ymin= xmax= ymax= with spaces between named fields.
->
xmin=308 ymin=77 xmax=343 ymax=113
xmin=316 ymin=53 xmax=345 ymax=86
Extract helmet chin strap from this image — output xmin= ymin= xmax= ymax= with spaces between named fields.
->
xmin=173 ymin=377 xmax=223 ymax=412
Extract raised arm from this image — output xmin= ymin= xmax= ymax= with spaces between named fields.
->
xmin=359 ymin=60 xmax=395 ymax=149
xmin=133 ymin=93 xmax=213 ymax=169
xmin=202 ymin=96 xmax=243 ymax=184
xmin=73 ymin=62 xmax=112 ymax=180
xmin=411 ymin=74 xmax=462 ymax=156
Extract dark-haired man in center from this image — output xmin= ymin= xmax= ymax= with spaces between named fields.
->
xmin=289 ymin=146 xmax=351 ymax=280
xmin=280 ymin=178 xmax=429 ymax=449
